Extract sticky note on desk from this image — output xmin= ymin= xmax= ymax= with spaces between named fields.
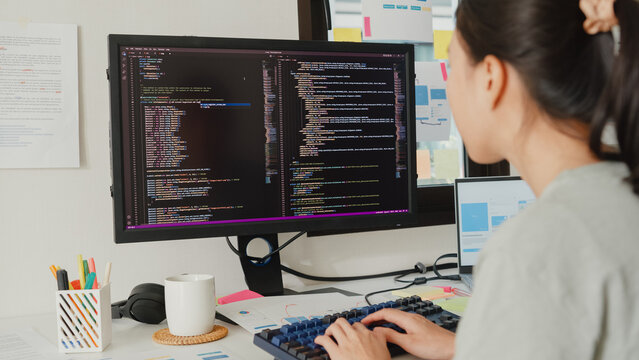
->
xmin=434 ymin=296 xmax=469 ymax=316
xmin=434 ymin=30 xmax=453 ymax=60
xmin=333 ymin=28 xmax=362 ymax=42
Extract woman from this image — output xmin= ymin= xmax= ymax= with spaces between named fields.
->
xmin=314 ymin=0 xmax=639 ymax=358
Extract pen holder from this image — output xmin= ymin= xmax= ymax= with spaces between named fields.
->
xmin=55 ymin=283 xmax=112 ymax=353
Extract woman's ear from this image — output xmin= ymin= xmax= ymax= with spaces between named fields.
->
xmin=478 ymin=54 xmax=508 ymax=110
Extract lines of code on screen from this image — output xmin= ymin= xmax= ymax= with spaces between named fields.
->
xmin=120 ymin=46 xmax=410 ymax=229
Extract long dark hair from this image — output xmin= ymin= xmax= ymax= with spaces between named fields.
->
xmin=456 ymin=0 xmax=639 ymax=195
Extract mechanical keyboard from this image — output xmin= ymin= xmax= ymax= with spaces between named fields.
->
xmin=253 ymin=295 xmax=460 ymax=360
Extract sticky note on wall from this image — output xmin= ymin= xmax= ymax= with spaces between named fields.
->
xmin=434 ymin=149 xmax=459 ymax=180
xmin=434 ymin=30 xmax=453 ymax=60
xmin=417 ymin=149 xmax=431 ymax=179
xmin=333 ymin=28 xmax=362 ymax=42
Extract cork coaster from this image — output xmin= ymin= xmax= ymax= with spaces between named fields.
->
xmin=152 ymin=325 xmax=228 ymax=345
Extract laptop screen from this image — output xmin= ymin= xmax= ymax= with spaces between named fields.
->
xmin=455 ymin=177 xmax=536 ymax=270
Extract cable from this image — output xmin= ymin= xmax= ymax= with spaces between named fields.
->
xmin=364 ymin=276 xmax=439 ymax=305
xmin=432 ymin=253 xmax=461 ymax=281
xmin=281 ymin=265 xmax=417 ymax=282
xmin=225 ymin=231 xmax=306 ymax=264
xmin=226 ymin=235 xmax=459 ymax=283
xmin=364 ymin=253 xmax=460 ymax=305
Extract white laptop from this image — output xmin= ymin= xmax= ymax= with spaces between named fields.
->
xmin=454 ymin=176 xmax=536 ymax=290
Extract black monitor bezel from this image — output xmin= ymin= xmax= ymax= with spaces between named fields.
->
xmin=454 ymin=176 xmax=522 ymax=274
xmin=108 ymin=34 xmax=417 ymax=244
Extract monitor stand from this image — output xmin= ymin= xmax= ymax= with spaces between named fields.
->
xmin=237 ymin=234 xmax=284 ymax=296
xmin=237 ymin=234 xmax=360 ymax=297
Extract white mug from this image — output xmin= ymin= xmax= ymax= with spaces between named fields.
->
xmin=165 ymin=274 xmax=216 ymax=336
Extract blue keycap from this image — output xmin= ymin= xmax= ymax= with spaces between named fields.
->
xmin=311 ymin=318 xmax=322 ymax=327
xmin=301 ymin=320 xmax=313 ymax=329
xmin=307 ymin=329 xmax=318 ymax=337
xmin=281 ymin=325 xmax=293 ymax=334
xmin=348 ymin=318 xmax=357 ymax=324
xmin=272 ymin=335 xmax=287 ymax=346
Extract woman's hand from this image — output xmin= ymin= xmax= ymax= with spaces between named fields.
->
xmin=362 ymin=309 xmax=456 ymax=360
xmin=314 ymin=317 xmax=391 ymax=360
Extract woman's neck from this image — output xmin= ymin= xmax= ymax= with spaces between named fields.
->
xmin=507 ymin=118 xmax=600 ymax=197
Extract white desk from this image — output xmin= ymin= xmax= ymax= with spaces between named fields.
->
xmin=0 ymin=274 xmax=466 ymax=359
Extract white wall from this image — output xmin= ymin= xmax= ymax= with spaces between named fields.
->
xmin=0 ymin=0 xmax=456 ymax=319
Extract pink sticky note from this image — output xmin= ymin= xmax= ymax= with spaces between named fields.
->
xmin=217 ymin=289 xmax=263 ymax=305
xmin=440 ymin=62 xmax=448 ymax=81
xmin=364 ymin=17 xmax=372 ymax=37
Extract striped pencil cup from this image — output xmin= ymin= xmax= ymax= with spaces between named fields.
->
xmin=55 ymin=283 xmax=112 ymax=352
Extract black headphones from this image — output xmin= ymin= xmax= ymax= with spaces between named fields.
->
xmin=111 ymin=283 xmax=165 ymax=324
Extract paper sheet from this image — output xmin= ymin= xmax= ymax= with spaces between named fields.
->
xmin=434 ymin=30 xmax=454 ymax=60
xmin=415 ymin=62 xmax=451 ymax=142
xmin=117 ymin=346 xmax=238 ymax=360
xmin=333 ymin=28 xmax=362 ymax=42
xmin=217 ymin=293 xmax=365 ymax=334
xmin=0 ymin=21 xmax=79 ymax=168
xmin=0 ymin=328 xmax=65 ymax=360
xmin=362 ymin=0 xmax=434 ymax=43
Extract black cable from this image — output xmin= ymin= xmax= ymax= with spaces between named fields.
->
xmin=432 ymin=253 xmax=461 ymax=281
xmin=225 ymin=231 xmax=305 ymax=264
xmin=226 ymin=235 xmax=459 ymax=283
xmin=281 ymin=265 xmax=417 ymax=282
xmin=364 ymin=253 xmax=460 ymax=305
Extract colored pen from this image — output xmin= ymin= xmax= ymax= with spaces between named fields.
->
xmin=84 ymin=273 xmax=95 ymax=290
xmin=77 ymin=255 xmax=86 ymax=289
xmin=70 ymin=280 xmax=81 ymax=290
xmin=88 ymin=258 xmax=98 ymax=289
xmin=56 ymin=269 xmax=69 ymax=291
xmin=104 ymin=262 xmax=112 ymax=286
xmin=49 ymin=265 xmax=58 ymax=279
xmin=83 ymin=260 xmax=89 ymax=278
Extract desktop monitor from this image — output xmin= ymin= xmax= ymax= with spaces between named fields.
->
xmin=108 ymin=35 xmax=417 ymax=294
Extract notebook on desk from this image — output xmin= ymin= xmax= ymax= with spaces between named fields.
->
xmin=455 ymin=176 xmax=536 ymax=290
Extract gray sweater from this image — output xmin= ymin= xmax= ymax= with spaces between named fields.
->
xmin=454 ymin=161 xmax=639 ymax=360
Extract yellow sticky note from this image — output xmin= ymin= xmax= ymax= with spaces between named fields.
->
xmin=417 ymin=149 xmax=431 ymax=179
xmin=434 ymin=30 xmax=454 ymax=60
xmin=434 ymin=297 xmax=470 ymax=316
xmin=434 ymin=149 xmax=459 ymax=180
xmin=333 ymin=28 xmax=362 ymax=42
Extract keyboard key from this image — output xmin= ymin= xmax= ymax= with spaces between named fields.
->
xmin=288 ymin=345 xmax=308 ymax=356
xmin=272 ymin=335 xmax=287 ymax=347
xmin=409 ymin=295 xmax=422 ymax=304
xmin=281 ymin=324 xmax=294 ymax=334
xmin=259 ymin=328 xmax=281 ymax=340
xmin=301 ymin=349 xmax=324 ymax=359
xmin=280 ymin=340 xmax=301 ymax=352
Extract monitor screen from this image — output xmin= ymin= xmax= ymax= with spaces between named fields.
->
xmin=109 ymin=35 xmax=417 ymax=243
xmin=455 ymin=177 xmax=535 ymax=269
